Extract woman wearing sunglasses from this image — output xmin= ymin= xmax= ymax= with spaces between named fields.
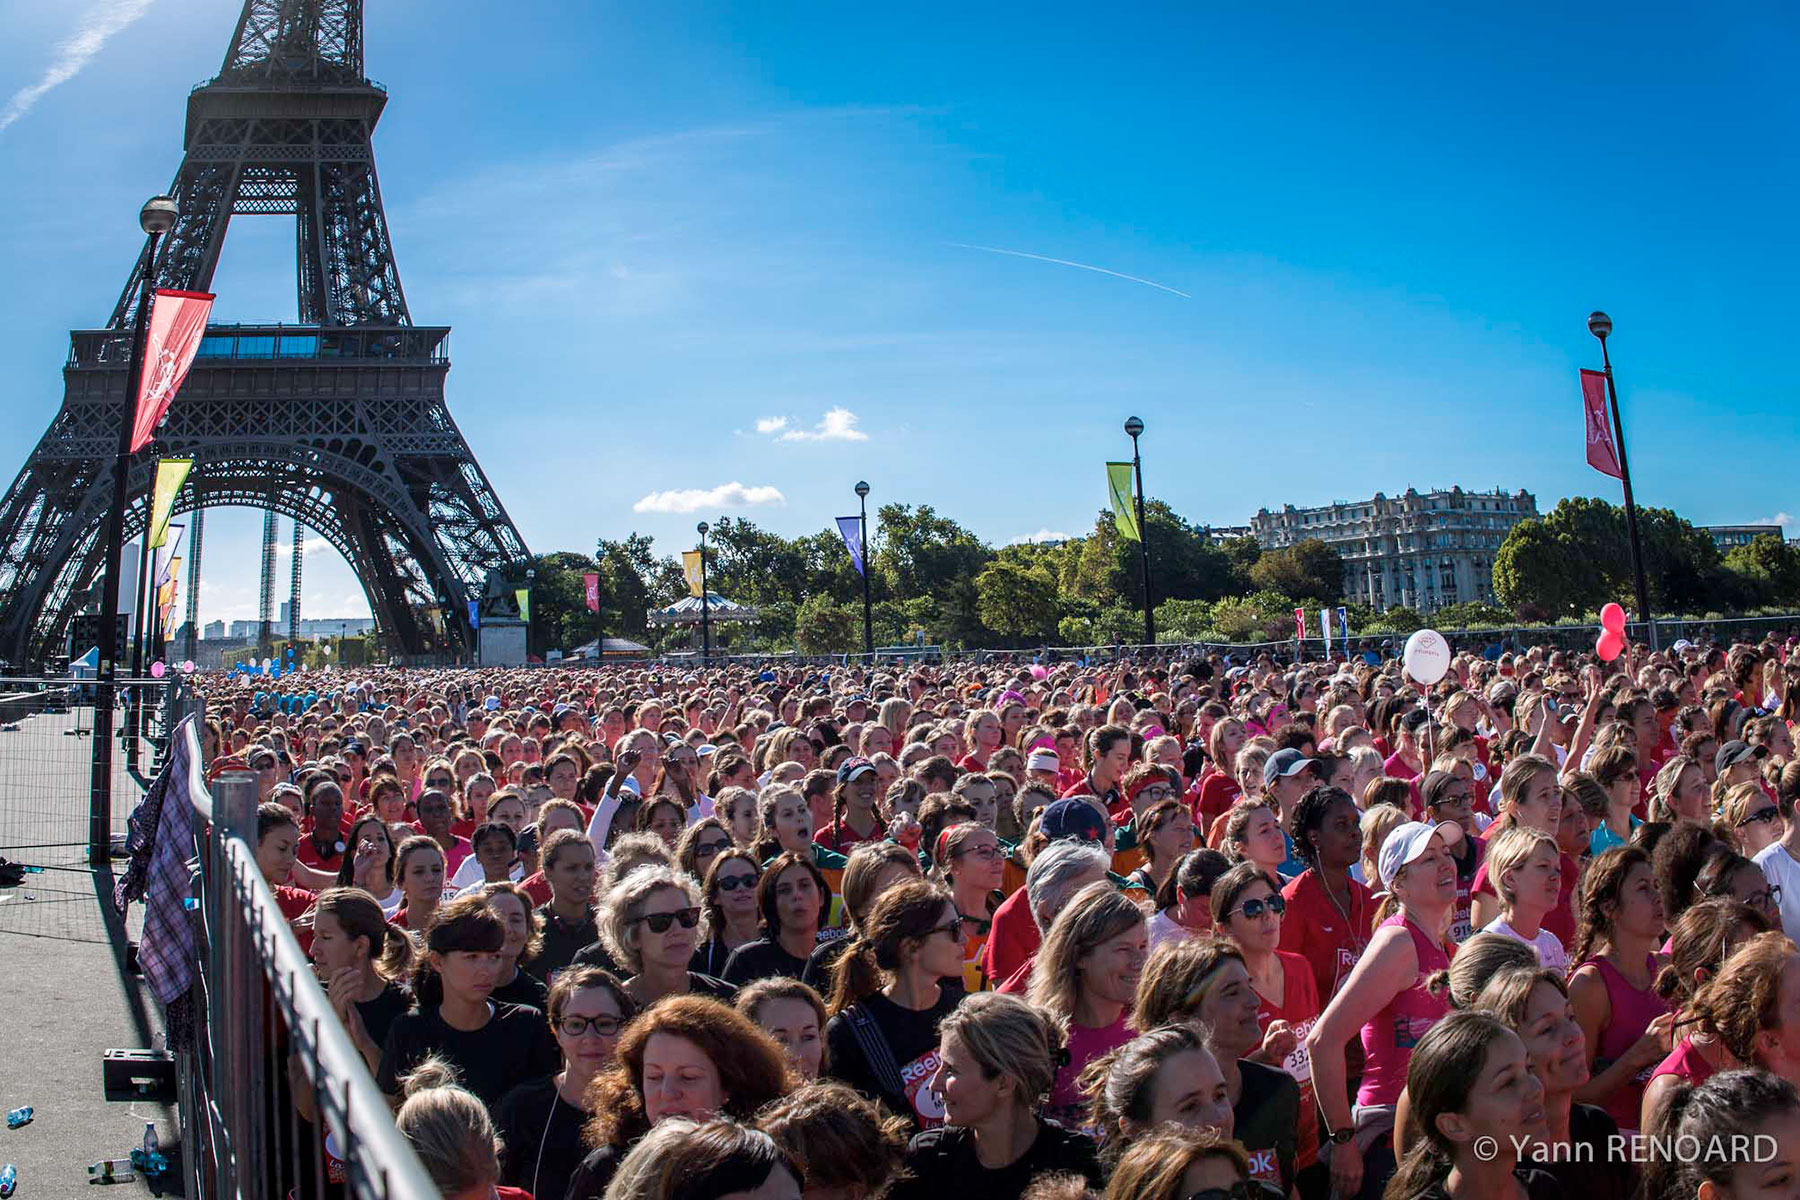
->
xmin=1213 ymin=862 xmax=1321 ymax=1175
xmin=692 ymin=849 xmax=763 ymax=978
xmin=935 ymin=821 xmax=1005 ymax=991
xmin=676 ymin=816 xmax=734 ymax=886
xmin=1722 ymin=781 xmax=1783 ymax=859
xmin=496 ymin=966 xmax=637 ymax=1200
xmin=723 ymin=851 xmax=830 ymax=987
xmin=824 ymin=881 xmax=966 ymax=1132
xmin=602 ymin=865 xmax=734 ymax=1008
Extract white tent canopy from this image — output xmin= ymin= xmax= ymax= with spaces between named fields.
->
xmin=647 ymin=593 xmax=758 ymax=627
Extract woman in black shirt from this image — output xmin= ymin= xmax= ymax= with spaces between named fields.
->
xmin=495 ymin=966 xmax=635 ymax=1200
xmin=376 ymin=895 xmax=560 ymax=1114
xmin=604 ymin=866 xmax=736 ymax=1006
xmin=723 ymin=851 xmax=828 ymax=986
xmin=891 ymin=993 xmax=1102 ymax=1200
xmin=692 ymin=849 xmax=763 ymax=977
xmin=482 ymin=880 xmax=550 ymax=1012
xmin=309 ymin=887 xmax=415 ymax=1072
xmin=824 ymin=881 xmax=965 ymax=1130
xmin=530 ymin=828 xmax=600 ymax=982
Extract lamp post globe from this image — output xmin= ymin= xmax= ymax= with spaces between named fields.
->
xmin=855 ymin=480 xmax=869 ymax=499
xmin=1124 ymin=416 xmax=1144 ymax=439
xmin=1587 ymin=311 xmax=1612 ymax=341
xmin=140 ymin=195 xmax=178 ymax=235
xmin=697 ymin=521 xmax=708 ymax=536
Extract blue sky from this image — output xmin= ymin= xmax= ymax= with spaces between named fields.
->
xmin=1 ymin=1 xmax=1795 ymax=627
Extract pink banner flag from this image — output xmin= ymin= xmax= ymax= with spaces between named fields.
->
xmin=1294 ymin=607 xmax=1306 ymax=641
xmin=130 ymin=289 xmax=215 ymax=453
xmin=584 ymin=572 xmax=600 ymax=613
xmin=1581 ymin=369 xmax=1623 ymax=480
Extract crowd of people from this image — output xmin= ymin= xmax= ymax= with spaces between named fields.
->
xmin=194 ymin=633 xmax=1800 ymax=1200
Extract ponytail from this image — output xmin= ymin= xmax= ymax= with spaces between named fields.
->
xmin=824 ymin=881 xmax=953 ymax=1016
xmin=827 ymin=936 xmax=883 ymax=1015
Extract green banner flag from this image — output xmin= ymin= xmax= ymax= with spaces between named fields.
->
xmin=515 ymin=588 xmax=531 ymax=623
xmin=1107 ymin=462 xmax=1140 ymax=541
xmin=148 ymin=458 xmax=193 ymax=549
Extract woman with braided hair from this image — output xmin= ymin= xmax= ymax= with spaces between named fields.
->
xmin=1279 ymin=784 xmax=1373 ymax=1005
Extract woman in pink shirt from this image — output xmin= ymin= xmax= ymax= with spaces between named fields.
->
xmin=1306 ymin=820 xmax=1461 ymax=1200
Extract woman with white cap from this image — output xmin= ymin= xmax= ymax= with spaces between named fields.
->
xmin=1304 ymin=818 xmax=1463 ymax=1200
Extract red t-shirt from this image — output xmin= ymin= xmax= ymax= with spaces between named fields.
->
xmin=1255 ymin=950 xmax=1322 ymax=1168
xmin=1471 ymin=848 xmax=1578 ymax=947
xmin=816 ymin=817 xmax=889 ymax=855
xmin=274 ymin=884 xmax=316 ymax=954
xmin=1278 ymin=870 xmax=1374 ymax=1004
xmin=981 ymin=884 xmax=1040 ymax=987
xmin=295 ymin=826 xmax=349 ymax=874
xmin=1194 ymin=772 xmax=1241 ymax=831
xmin=518 ymin=871 xmax=553 ymax=908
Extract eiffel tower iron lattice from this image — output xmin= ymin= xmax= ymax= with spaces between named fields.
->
xmin=0 ymin=0 xmax=530 ymax=666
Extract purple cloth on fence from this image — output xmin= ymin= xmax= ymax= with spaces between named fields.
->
xmin=114 ymin=716 xmax=198 ymax=1007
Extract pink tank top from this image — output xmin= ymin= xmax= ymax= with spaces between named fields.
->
xmin=1580 ymin=955 xmax=1669 ymax=1133
xmin=1357 ymin=915 xmax=1452 ymax=1107
xmin=1650 ymin=1036 xmax=1717 ymax=1088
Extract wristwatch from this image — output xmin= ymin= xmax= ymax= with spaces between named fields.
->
xmin=1328 ymin=1127 xmax=1355 ymax=1146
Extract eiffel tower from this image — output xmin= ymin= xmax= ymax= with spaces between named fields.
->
xmin=0 ymin=0 xmax=530 ymax=665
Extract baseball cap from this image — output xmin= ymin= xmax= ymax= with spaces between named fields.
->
xmin=1040 ymin=798 xmax=1107 ymax=844
xmin=484 ymin=695 xmax=501 ymax=711
xmin=1026 ymin=749 xmax=1061 ymax=773
xmin=1715 ymin=740 xmax=1768 ymax=775
xmin=835 ymin=756 xmax=877 ymax=784
xmin=1263 ymin=748 xmax=1316 ymax=789
xmin=1377 ymin=820 xmax=1462 ymax=891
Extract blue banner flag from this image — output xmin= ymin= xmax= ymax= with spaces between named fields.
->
xmin=468 ymin=599 xmax=481 ymax=630
xmin=836 ymin=516 xmax=866 ymax=577
xmin=1336 ymin=606 xmax=1349 ymax=642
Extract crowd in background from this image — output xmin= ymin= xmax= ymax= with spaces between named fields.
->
xmin=194 ymin=632 xmax=1800 ymax=1200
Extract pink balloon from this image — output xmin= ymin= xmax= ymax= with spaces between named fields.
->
xmin=150 ymin=660 xmax=166 ymax=678
xmin=1599 ymin=602 xmax=1627 ymax=632
xmin=1596 ymin=630 xmax=1625 ymax=662
xmin=1030 ymin=665 xmax=1048 ymax=681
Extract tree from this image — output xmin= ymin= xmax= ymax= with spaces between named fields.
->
xmin=1249 ymin=538 xmax=1342 ymax=605
xmin=976 ymin=561 xmax=1058 ymax=642
xmin=871 ymin=504 xmax=991 ymax=647
xmin=794 ymin=594 xmax=859 ymax=654
xmin=1492 ymin=498 xmax=1721 ymax=618
xmin=1493 ymin=519 xmax=1585 ymax=618
xmin=1724 ymin=535 xmax=1800 ymax=607
xmin=523 ymin=551 xmax=600 ymax=656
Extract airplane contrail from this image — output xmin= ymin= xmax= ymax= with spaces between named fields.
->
xmin=950 ymin=242 xmax=1191 ymax=299
xmin=0 ymin=0 xmax=157 ymax=134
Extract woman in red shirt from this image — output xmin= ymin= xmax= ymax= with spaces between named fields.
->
xmin=1193 ymin=718 xmax=1247 ymax=830
xmin=1279 ymin=785 xmax=1372 ymax=1006
xmin=256 ymin=801 xmax=316 ymax=952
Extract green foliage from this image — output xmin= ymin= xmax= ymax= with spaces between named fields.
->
xmin=976 ymin=560 xmax=1058 ymax=642
xmin=1248 ymin=538 xmax=1342 ymax=605
xmin=1723 ymin=535 xmax=1800 ymax=607
xmin=1492 ymin=497 xmax=1725 ymax=619
xmin=794 ymin=594 xmax=860 ymax=654
xmin=1364 ymin=605 xmax=1424 ymax=635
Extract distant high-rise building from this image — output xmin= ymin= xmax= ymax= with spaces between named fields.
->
xmin=1251 ymin=487 xmax=1538 ymax=612
xmin=202 ymin=620 xmax=226 ymax=641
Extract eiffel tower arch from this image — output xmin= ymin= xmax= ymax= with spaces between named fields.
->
xmin=0 ymin=0 xmax=530 ymax=666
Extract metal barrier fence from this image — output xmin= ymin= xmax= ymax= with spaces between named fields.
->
xmin=179 ymin=733 xmax=438 ymax=1199
xmin=0 ymin=676 xmax=171 ymax=859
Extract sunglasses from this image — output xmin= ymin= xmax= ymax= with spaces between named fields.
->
xmin=1739 ymin=806 xmax=1781 ymax=828
xmin=558 ymin=1014 xmax=624 ymax=1039
xmin=954 ymin=844 xmax=1001 ymax=863
xmin=1183 ymin=1185 xmax=1260 ymax=1200
xmin=930 ymin=916 xmax=965 ymax=941
xmin=1231 ymin=895 xmax=1287 ymax=920
xmin=426 ymin=776 xmax=454 ymax=788
xmin=695 ymin=839 xmax=731 ymax=857
xmin=716 ymin=873 xmax=757 ymax=892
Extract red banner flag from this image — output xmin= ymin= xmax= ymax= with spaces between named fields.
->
xmin=583 ymin=572 xmax=600 ymax=613
xmin=1294 ymin=607 xmax=1306 ymax=641
xmin=1581 ymin=369 xmax=1623 ymax=480
xmin=130 ymin=289 xmax=215 ymax=453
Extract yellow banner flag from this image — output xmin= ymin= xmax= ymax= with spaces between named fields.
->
xmin=1106 ymin=462 xmax=1140 ymax=541
xmin=148 ymin=458 xmax=193 ymax=549
xmin=682 ymin=550 xmax=705 ymax=598
xmin=515 ymin=588 xmax=531 ymax=623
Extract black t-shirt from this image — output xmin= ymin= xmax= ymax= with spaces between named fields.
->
xmin=571 ymin=939 xmax=625 ymax=977
xmin=802 ymin=935 xmax=855 ymax=992
xmin=377 ymin=1001 xmax=561 ymax=1114
xmin=625 ymin=972 xmax=737 ymax=1003
xmin=1419 ymin=1168 xmax=1565 ymax=1200
xmin=1539 ymin=1104 xmax=1632 ymax=1200
xmin=532 ymin=905 xmax=601 ymax=983
xmin=564 ymin=1142 xmax=625 ymax=1200
xmin=1234 ymin=1059 xmax=1299 ymax=1195
xmin=495 ymin=1075 xmax=588 ymax=1200
xmin=493 ymin=969 xmax=550 ymax=1014
xmin=722 ymin=938 xmax=809 ymax=986
xmin=891 ymin=1120 xmax=1101 ymax=1200
xmin=355 ymin=980 xmax=413 ymax=1052
xmin=690 ymin=938 xmax=738 ymax=979
xmin=825 ymin=989 xmax=960 ymax=1130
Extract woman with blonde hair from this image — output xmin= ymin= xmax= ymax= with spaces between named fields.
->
xmin=758 ymin=1080 xmax=908 ymax=1200
xmin=394 ymin=1058 xmax=519 ymax=1200
xmin=1478 ymin=826 xmax=1568 ymax=970
xmin=1026 ymin=881 xmax=1148 ymax=1128
xmin=1721 ymin=781 xmax=1784 ymax=858
xmin=1650 ymin=755 xmax=1709 ymax=824
xmin=599 ymin=864 xmax=730 ymax=1006
xmin=891 ymin=993 xmax=1102 ymax=1200
xmin=602 ymin=1116 xmax=803 ymax=1200
xmin=1469 ymin=754 xmax=1576 ymax=945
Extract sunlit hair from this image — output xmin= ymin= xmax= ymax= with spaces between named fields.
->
xmin=756 ymin=1081 xmax=905 ymax=1199
xmin=1481 ymin=825 xmax=1560 ymax=908
xmin=1683 ymin=931 xmax=1800 ymax=1065
xmin=827 ymin=881 xmax=955 ymax=1014
xmin=1654 ymin=898 xmax=1772 ymax=1008
xmin=837 ymin=840 xmax=921 ymax=933
xmin=937 ymin=992 xmax=1064 ymax=1111
xmin=1132 ymin=936 xmax=1245 ymax=1032
xmin=395 ymin=1057 xmax=502 ymax=1197
xmin=1425 ymin=932 xmax=1536 ymax=1011
xmin=599 ymin=864 xmax=701 ymax=976
xmin=1027 ymin=881 xmax=1146 ymax=1024
xmin=1104 ymin=1126 xmax=1250 ymax=1200
xmin=1079 ymin=1022 xmax=1220 ymax=1158
xmin=313 ymin=886 xmax=412 ymax=981
xmin=603 ymin=1116 xmax=804 ymax=1200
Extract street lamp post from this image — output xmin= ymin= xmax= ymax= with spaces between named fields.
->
xmin=855 ymin=481 xmax=873 ymax=657
xmin=1124 ymin=416 xmax=1154 ymax=647
xmin=696 ymin=522 xmax=711 ymax=662
xmin=90 ymin=194 xmax=178 ymax=865
xmin=1587 ymin=312 xmax=1657 ymax=651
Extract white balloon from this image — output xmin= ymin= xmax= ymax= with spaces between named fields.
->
xmin=1402 ymin=629 xmax=1451 ymax=686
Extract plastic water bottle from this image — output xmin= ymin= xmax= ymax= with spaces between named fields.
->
xmin=88 ymin=1159 xmax=136 ymax=1182
xmin=2 ymin=1107 xmax=28 ymax=1129
xmin=0 ymin=1162 xmax=16 ymax=1197
xmin=142 ymin=1121 xmax=159 ymax=1158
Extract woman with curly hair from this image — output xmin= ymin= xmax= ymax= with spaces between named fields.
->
xmin=758 ymin=1080 xmax=908 ymax=1200
xmin=565 ymin=995 xmax=795 ymax=1200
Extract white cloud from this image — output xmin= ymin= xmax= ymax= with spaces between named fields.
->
xmin=1011 ymin=529 xmax=1073 ymax=544
xmin=754 ymin=416 xmax=789 ymax=434
xmin=0 ymin=0 xmax=156 ymax=134
xmin=274 ymin=536 xmax=333 ymax=559
xmin=633 ymin=482 xmax=787 ymax=514
xmin=778 ymin=407 xmax=868 ymax=443
xmin=1752 ymin=512 xmax=1797 ymax=531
